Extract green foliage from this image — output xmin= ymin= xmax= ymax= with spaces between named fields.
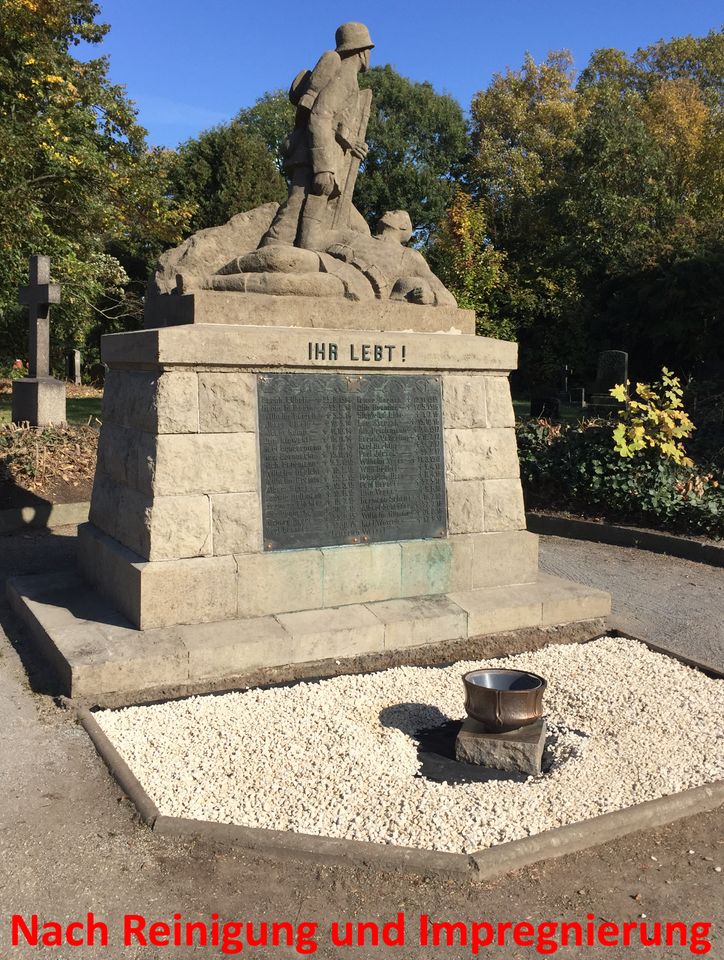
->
xmin=0 ymin=0 xmax=191 ymax=361
xmin=427 ymin=188 xmax=510 ymax=338
xmin=235 ymin=90 xmax=295 ymax=171
xmin=356 ymin=66 xmax=468 ymax=238
xmin=466 ymin=30 xmax=724 ymax=389
xmin=517 ymin=418 xmax=723 ymax=538
xmin=171 ymin=122 xmax=287 ymax=232
xmin=610 ymin=368 xmax=695 ymax=465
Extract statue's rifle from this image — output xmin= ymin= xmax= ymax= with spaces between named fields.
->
xmin=332 ymin=88 xmax=372 ymax=230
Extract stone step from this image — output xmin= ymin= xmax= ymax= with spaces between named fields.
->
xmin=6 ymin=571 xmax=610 ymax=705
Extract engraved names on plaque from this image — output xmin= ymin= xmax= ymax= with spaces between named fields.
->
xmin=257 ymin=374 xmax=446 ymax=550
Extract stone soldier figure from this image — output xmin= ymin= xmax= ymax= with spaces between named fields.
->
xmin=261 ymin=21 xmax=374 ymax=250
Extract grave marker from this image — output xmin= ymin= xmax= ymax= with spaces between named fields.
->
xmin=12 ymin=255 xmax=66 ymax=426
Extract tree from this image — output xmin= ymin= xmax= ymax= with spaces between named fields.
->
xmin=235 ymin=90 xmax=295 ymax=171
xmin=427 ymin=188 xmax=510 ymax=339
xmin=465 ymin=31 xmax=724 ymax=388
xmin=171 ymin=122 xmax=287 ymax=232
xmin=0 ymin=0 xmax=191 ymax=362
xmin=356 ymin=66 xmax=468 ymax=238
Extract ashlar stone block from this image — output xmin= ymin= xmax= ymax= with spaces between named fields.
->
xmin=322 ymin=542 xmax=401 ymax=607
xmin=151 ymin=433 xmax=257 ymax=496
xmin=78 ymin=523 xmax=237 ymax=629
xmin=484 ymin=376 xmax=516 ymax=428
xmin=445 ymin=428 xmax=520 ymax=481
xmin=471 ymin=531 xmax=538 ymax=588
xmin=211 ymin=492 xmax=261 ymax=555
xmin=400 ymin=539 xmax=454 ymax=596
xmin=236 ymin=549 xmax=323 ymax=618
xmin=446 ymin=479 xmax=484 ymax=534
xmin=443 ymin=375 xmax=487 ymax=429
xmin=368 ymin=595 xmax=466 ymax=649
xmin=275 ymin=604 xmax=384 ymax=662
xmin=483 ymin=479 xmax=526 ymax=532
xmin=102 ymin=370 xmax=199 ymax=434
xmin=198 ymin=372 xmax=257 ymax=433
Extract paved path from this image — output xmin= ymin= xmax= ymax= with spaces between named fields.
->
xmin=540 ymin=536 xmax=724 ymax=672
xmin=0 ymin=526 xmax=722 ymax=959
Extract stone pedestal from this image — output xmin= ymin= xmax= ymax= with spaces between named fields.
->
xmin=455 ymin=716 xmax=547 ymax=775
xmin=7 ymin=296 xmax=612 ymax=701
xmin=77 ymin=317 xmax=534 ymax=630
xmin=11 ymin=377 xmax=66 ymax=426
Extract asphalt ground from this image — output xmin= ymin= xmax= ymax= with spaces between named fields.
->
xmin=0 ymin=525 xmax=722 ymax=959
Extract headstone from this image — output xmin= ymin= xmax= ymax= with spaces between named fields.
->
xmin=67 ymin=349 xmax=81 ymax=386
xmin=590 ymin=350 xmax=628 ymax=411
xmin=12 ymin=255 xmax=66 ymax=426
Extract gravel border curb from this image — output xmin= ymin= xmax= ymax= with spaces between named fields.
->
xmin=70 ymin=642 xmax=724 ymax=880
xmin=526 ymin=512 xmax=724 ymax=567
xmin=0 ymin=500 xmax=89 ymax=535
xmin=71 ymin=702 xmax=159 ymax=826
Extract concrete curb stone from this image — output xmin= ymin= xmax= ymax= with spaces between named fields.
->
xmin=527 ymin=512 xmax=724 ymax=567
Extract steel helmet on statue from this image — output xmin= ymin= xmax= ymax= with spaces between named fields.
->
xmin=335 ymin=22 xmax=375 ymax=54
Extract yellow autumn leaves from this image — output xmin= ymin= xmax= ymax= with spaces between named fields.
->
xmin=610 ymin=368 xmax=695 ymax=467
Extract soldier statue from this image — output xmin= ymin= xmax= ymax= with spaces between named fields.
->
xmin=261 ymin=21 xmax=374 ymax=250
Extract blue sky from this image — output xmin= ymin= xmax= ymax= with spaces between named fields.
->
xmin=93 ymin=0 xmax=722 ymax=147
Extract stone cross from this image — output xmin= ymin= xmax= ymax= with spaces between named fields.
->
xmin=18 ymin=255 xmax=61 ymax=379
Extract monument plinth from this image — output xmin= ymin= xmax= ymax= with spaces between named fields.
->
xmin=8 ymin=22 xmax=610 ymax=702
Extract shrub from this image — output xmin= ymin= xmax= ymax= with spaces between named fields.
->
xmin=517 ymin=418 xmax=723 ymax=539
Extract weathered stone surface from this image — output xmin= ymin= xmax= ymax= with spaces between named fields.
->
xmin=211 ymin=492 xmax=261 ymax=556
xmin=445 ymin=428 xmax=520 ymax=481
xmin=151 ymin=433 xmax=257 ymax=496
xmin=471 ymin=531 xmax=538 ymax=589
xmin=447 ymin=535 xmax=475 ymax=592
xmin=367 ymin=595 xmax=466 ymax=649
xmin=446 ymin=480 xmax=484 ymax=535
xmin=79 ymin=523 xmax=237 ymax=629
xmin=322 ymin=542 xmax=401 ymax=607
xmin=400 ymin=540 xmax=454 ymax=596
xmin=198 ymin=372 xmax=257 ymax=433
xmin=88 ymin=472 xmax=147 ymax=555
xmin=101 ymin=324 xmax=517 ymax=372
xmin=443 ymin=376 xmax=487 ymax=428
xmin=236 ymin=549 xmax=323 ymax=618
xmin=484 ymin=376 xmax=516 ymax=428
xmin=449 ymin=582 xmax=543 ymax=636
xmin=96 ymin=423 xmax=140 ymax=490
xmin=147 ymin=203 xmax=278 ymax=299
xmin=537 ymin=573 xmax=612 ymax=626
xmin=145 ymin=495 xmax=212 ymax=561
xmin=455 ymin=717 xmax=547 ymax=775
xmin=275 ymin=604 xmax=384 ymax=662
xmin=183 ymin=616 xmax=291 ymax=681
xmin=483 ymin=479 xmax=526 ymax=532
xmin=142 ymin=291 xmax=475 ymax=334
xmin=102 ymin=370 xmax=199 ymax=434
xmin=11 ymin=377 xmax=66 ymax=427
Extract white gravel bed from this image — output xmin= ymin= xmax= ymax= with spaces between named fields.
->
xmin=95 ymin=637 xmax=724 ymax=854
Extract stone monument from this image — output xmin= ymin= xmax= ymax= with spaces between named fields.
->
xmin=8 ymin=24 xmax=610 ymax=702
xmin=12 ymin=255 xmax=66 ymax=426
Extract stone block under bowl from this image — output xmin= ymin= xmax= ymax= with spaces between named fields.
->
xmin=463 ymin=668 xmax=546 ymax=733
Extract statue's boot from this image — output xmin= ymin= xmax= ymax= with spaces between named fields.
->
xmin=298 ymin=194 xmax=330 ymax=250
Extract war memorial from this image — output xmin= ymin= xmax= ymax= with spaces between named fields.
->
xmin=6 ymin=21 xmax=722 ymax=883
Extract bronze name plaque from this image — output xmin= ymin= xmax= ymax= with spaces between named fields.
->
xmin=258 ymin=374 xmax=447 ymax=550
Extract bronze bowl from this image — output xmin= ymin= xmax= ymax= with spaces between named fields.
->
xmin=462 ymin=668 xmax=547 ymax=733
